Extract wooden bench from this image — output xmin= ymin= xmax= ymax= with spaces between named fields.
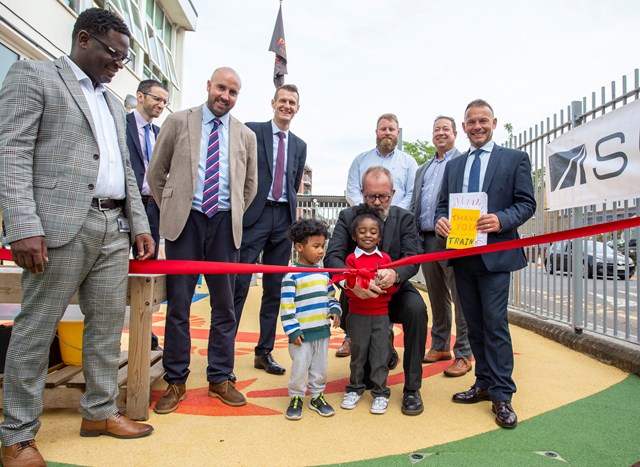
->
xmin=0 ymin=267 xmax=166 ymax=421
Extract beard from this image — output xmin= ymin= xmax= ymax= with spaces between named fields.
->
xmin=376 ymin=136 xmax=397 ymax=153
xmin=372 ymin=204 xmax=389 ymax=221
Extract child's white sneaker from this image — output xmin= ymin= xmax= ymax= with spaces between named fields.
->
xmin=370 ymin=396 xmax=389 ymax=414
xmin=340 ymin=392 xmax=361 ymax=410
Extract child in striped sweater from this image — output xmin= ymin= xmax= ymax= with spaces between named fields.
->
xmin=279 ymin=219 xmax=342 ymax=420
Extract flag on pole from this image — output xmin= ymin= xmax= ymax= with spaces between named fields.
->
xmin=269 ymin=4 xmax=287 ymax=88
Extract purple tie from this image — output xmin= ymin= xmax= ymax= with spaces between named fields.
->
xmin=202 ymin=118 xmax=221 ymax=218
xmin=272 ymin=131 xmax=286 ymax=200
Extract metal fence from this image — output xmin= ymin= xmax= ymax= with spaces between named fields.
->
xmin=297 ymin=71 xmax=640 ymax=347
xmin=508 ymin=69 xmax=640 ymax=345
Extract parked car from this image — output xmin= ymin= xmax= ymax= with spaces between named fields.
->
xmin=608 ymin=238 xmax=637 ymax=263
xmin=545 ymin=240 xmax=636 ymax=280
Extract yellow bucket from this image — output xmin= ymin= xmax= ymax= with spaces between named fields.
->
xmin=57 ymin=321 xmax=83 ymax=366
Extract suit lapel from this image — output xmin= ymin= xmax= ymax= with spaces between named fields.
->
xmin=187 ymin=107 xmax=202 ymax=193
xmin=263 ymin=122 xmax=275 ymax=176
xmin=482 ymin=145 xmax=503 ymax=191
xmin=126 ymin=113 xmax=145 ymax=164
xmin=286 ymin=132 xmax=296 ymax=186
xmin=454 ymin=151 xmax=469 ymax=192
xmin=382 ymin=210 xmax=397 ymax=252
xmin=55 ymin=57 xmax=98 ymax=143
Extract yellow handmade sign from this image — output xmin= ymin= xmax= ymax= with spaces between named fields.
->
xmin=446 ymin=207 xmax=481 ymax=249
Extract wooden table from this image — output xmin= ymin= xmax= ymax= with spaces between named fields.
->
xmin=0 ymin=268 xmax=166 ymax=421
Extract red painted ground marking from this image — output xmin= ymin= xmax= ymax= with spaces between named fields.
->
xmin=151 ymin=378 xmax=281 ymax=417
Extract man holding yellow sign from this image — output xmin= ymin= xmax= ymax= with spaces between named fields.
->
xmin=434 ymin=99 xmax=536 ymax=429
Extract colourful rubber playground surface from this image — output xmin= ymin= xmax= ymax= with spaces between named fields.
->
xmin=18 ymin=280 xmax=640 ymax=466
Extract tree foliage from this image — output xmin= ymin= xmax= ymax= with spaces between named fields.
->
xmin=402 ymin=139 xmax=436 ymax=166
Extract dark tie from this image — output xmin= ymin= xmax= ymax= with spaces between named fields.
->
xmin=468 ymin=148 xmax=483 ymax=192
xmin=272 ymin=131 xmax=286 ymax=200
xmin=144 ymin=124 xmax=153 ymax=162
xmin=202 ymin=118 xmax=221 ymax=218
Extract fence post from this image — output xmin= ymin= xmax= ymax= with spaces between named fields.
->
xmin=570 ymin=100 xmax=584 ymax=333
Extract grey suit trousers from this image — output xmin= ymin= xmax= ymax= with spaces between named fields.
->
xmin=421 ymin=232 xmax=471 ymax=359
xmin=0 ymin=207 xmax=130 ymax=445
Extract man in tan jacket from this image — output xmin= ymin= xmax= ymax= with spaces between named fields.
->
xmin=147 ymin=67 xmax=257 ymax=414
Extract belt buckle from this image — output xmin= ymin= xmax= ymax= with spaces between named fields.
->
xmin=97 ymin=198 xmax=109 ymax=211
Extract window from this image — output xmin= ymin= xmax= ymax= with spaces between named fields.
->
xmin=0 ymin=43 xmax=20 ymax=88
xmin=105 ymin=0 xmax=179 ymax=102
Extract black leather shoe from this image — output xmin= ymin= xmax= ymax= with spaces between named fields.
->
xmin=228 ymin=372 xmax=237 ymax=383
xmin=401 ymin=391 xmax=424 ymax=416
xmin=254 ymin=353 xmax=286 ymax=375
xmin=388 ymin=350 xmax=399 ymax=370
xmin=492 ymin=401 xmax=518 ymax=428
xmin=452 ymin=385 xmax=490 ymax=404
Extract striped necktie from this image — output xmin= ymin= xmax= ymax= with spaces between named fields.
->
xmin=202 ymin=118 xmax=221 ymax=218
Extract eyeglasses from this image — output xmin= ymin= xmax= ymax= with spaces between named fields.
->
xmin=89 ymin=33 xmax=131 ymax=65
xmin=142 ymin=92 xmax=169 ymax=106
xmin=363 ymin=193 xmax=392 ymax=203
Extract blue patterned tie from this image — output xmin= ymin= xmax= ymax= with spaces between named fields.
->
xmin=144 ymin=124 xmax=153 ymax=162
xmin=202 ymin=118 xmax=221 ymax=218
xmin=468 ymin=148 xmax=483 ymax=192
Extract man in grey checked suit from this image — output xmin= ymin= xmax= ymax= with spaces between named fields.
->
xmin=410 ymin=116 xmax=472 ymax=378
xmin=0 ymin=8 xmax=155 ymax=466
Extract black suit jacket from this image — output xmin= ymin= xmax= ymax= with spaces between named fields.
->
xmin=435 ymin=143 xmax=536 ymax=272
xmin=126 ymin=111 xmax=160 ymax=192
xmin=242 ymin=120 xmax=307 ymax=227
xmin=325 ymin=205 xmax=420 ymax=281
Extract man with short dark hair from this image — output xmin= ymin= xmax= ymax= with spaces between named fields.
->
xmin=435 ymin=99 xmax=536 ymax=429
xmin=126 ymin=79 xmax=168 ymax=351
xmin=411 ymin=116 xmax=472 ymax=377
xmin=233 ymin=84 xmax=307 ymax=376
xmin=325 ymin=166 xmax=428 ymax=416
xmin=0 ymin=7 xmax=155 ymax=465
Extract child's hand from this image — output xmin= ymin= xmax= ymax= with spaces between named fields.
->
xmin=292 ymin=335 xmax=303 ymax=346
xmin=328 ymin=313 xmax=341 ymax=328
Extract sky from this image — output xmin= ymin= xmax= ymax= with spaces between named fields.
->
xmin=180 ymin=0 xmax=640 ymax=196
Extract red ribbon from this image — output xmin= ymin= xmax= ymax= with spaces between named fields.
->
xmin=1 ymin=216 xmax=638 ymax=275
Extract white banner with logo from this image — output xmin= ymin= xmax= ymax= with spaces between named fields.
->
xmin=545 ymin=98 xmax=640 ymax=211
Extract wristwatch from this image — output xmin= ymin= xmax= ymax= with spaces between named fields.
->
xmin=393 ymin=269 xmax=401 ymax=286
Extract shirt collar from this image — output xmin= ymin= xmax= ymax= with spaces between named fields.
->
xmin=375 ymin=147 xmax=395 ymax=159
xmin=469 ymin=140 xmax=494 ymax=155
xmin=133 ymin=109 xmax=151 ymax=129
xmin=202 ymin=104 xmax=230 ymax=128
xmin=354 ymin=246 xmax=383 ymax=258
xmin=271 ymin=120 xmax=289 ymax=138
xmin=63 ymin=55 xmax=106 ymax=93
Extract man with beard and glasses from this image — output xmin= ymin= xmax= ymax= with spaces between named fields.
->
xmin=341 ymin=114 xmax=418 ymax=359
xmin=325 ymin=166 xmax=427 ymax=416
xmin=147 ymin=67 xmax=257 ymax=414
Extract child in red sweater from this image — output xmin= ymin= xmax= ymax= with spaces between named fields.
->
xmin=340 ymin=206 xmax=398 ymax=414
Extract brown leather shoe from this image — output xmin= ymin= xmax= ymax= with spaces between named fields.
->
xmin=423 ymin=348 xmax=452 ymax=363
xmin=335 ymin=338 xmax=351 ymax=357
xmin=444 ymin=357 xmax=472 ymax=377
xmin=80 ymin=412 xmax=153 ymax=439
xmin=1 ymin=440 xmax=46 ymax=467
xmin=154 ymin=383 xmax=187 ymax=414
xmin=208 ymin=380 xmax=247 ymax=406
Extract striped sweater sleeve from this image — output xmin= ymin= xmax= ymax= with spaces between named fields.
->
xmin=279 ymin=273 xmax=302 ymax=339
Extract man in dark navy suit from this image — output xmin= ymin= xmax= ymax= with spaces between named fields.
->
xmin=125 ymin=79 xmax=168 ymax=351
xmin=435 ymin=99 xmax=536 ymax=429
xmin=233 ymin=84 xmax=307 ymax=376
